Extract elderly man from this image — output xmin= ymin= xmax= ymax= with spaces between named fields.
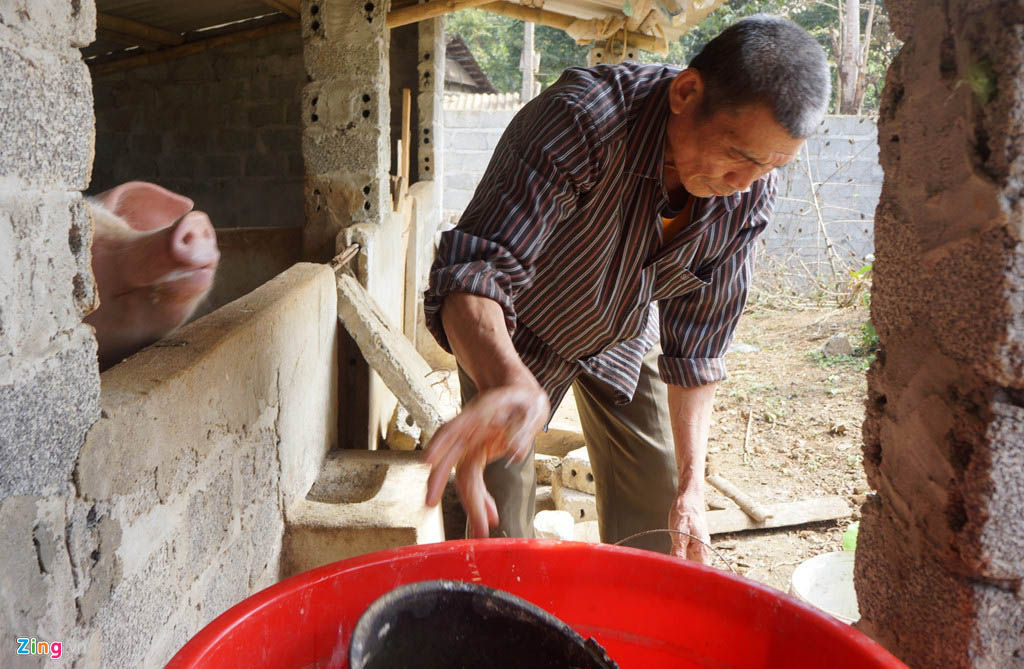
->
xmin=423 ymin=15 xmax=830 ymax=560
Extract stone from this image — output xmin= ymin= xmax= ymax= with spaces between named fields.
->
xmin=573 ymin=521 xmax=601 ymax=543
xmin=534 ymin=453 xmax=560 ymax=485
xmin=551 ymin=472 xmax=597 ymax=523
xmin=561 ymin=447 xmax=596 ymax=495
xmin=823 ymin=333 xmax=854 ymax=357
xmin=0 ymin=327 xmax=99 ymax=497
xmin=533 ymin=510 xmax=574 ymax=541
xmin=536 ymin=423 xmax=586 ymax=458
xmin=0 ymin=47 xmax=93 ymax=189
xmin=535 ymin=485 xmax=555 ymax=513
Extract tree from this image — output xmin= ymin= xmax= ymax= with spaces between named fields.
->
xmin=445 ymin=2 xmax=901 ymax=114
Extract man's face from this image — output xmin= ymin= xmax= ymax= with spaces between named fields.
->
xmin=664 ymin=70 xmax=805 ymax=199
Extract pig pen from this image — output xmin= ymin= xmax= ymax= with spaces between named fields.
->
xmin=0 ymin=4 xmax=448 ymax=664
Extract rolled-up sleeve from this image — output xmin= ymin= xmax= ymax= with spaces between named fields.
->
xmin=658 ymin=174 xmax=777 ymax=386
xmin=424 ymin=90 xmax=603 ymax=352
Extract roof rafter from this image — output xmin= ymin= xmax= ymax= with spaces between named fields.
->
xmin=96 ymin=12 xmax=184 ymax=46
xmin=262 ymin=0 xmax=300 ymax=19
xmin=388 ymin=0 xmax=497 ymax=29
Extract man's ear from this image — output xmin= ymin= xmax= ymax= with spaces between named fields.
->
xmin=668 ymin=68 xmax=704 ymax=115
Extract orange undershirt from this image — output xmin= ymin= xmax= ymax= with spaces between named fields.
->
xmin=660 ymin=196 xmax=695 ymax=245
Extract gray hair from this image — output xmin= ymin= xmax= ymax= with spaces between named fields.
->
xmin=689 ymin=14 xmax=830 ymax=138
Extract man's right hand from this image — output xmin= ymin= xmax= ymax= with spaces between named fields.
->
xmin=424 ymin=383 xmax=549 ymax=538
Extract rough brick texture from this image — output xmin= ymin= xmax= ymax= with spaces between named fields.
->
xmin=91 ymin=32 xmax=305 ymax=229
xmin=301 ymin=0 xmax=390 ymax=260
xmin=857 ymin=1 xmax=1024 ymax=665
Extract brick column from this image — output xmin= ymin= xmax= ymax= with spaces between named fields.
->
xmin=0 ymin=0 xmax=101 ymax=658
xmin=301 ymin=0 xmax=391 ymax=261
xmin=417 ymin=17 xmax=444 ymax=195
xmin=857 ymin=1 xmax=1024 ymax=665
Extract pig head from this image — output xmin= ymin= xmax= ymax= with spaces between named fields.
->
xmin=84 ymin=181 xmax=220 ymax=369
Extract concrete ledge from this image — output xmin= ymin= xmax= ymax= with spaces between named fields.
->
xmin=281 ymin=450 xmax=444 ymax=577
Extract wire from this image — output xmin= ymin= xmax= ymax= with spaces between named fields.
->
xmin=614 ymin=528 xmax=737 ymax=573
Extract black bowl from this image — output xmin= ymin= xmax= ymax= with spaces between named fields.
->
xmin=349 ymin=579 xmax=619 ymax=669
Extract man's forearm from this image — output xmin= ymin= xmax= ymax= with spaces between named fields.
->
xmin=667 ymin=382 xmax=717 ymax=494
xmin=440 ymin=292 xmax=538 ymax=392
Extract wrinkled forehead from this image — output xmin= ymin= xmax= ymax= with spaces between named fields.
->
xmin=718 ymin=105 xmax=805 ymax=164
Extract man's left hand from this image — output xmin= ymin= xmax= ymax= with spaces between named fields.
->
xmin=669 ymin=490 xmax=710 ymax=563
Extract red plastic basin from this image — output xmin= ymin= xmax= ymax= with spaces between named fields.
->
xmin=166 ymin=539 xmax=905 ymax=669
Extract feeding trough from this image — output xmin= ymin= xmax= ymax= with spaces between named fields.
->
xmin=166 ymin=539 xmax=905 ymax=668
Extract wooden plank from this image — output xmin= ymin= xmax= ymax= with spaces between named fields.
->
xmin=97 ymin=12 xmax=185 ymax=46
xmin=336 ymin=273 xmax=445 ymax=443
xmin=707 ymin=473 xmax=772 ymax=523
xmin=262 ymin=0 xmax=299 ymax=18
xmin=708 ymin=497 xmax=851 ymax=535
xmin=400 ymin=87 xmax=412 ymax=204
xmin=89 ymin=19 xmax=297 ymax=77
xmin=387 ymin=0 xmax=496 ymax=28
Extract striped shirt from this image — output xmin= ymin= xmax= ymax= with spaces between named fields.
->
xmin=425 ymin=63 xmax=777 ymax=413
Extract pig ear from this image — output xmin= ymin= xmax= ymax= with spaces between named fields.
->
xmin=94 ymin=181 xmax=194 ymax=231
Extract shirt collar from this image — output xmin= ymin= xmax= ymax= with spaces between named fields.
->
xmin=624 ymin=73 xmax=743 ymax=213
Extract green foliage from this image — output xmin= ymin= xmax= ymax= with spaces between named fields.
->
xmin=859 ymin=320 xmax=879 ymax=353
xmin=808 ymin=350 xmax=874 ymax=372
xmin=633 ymin=0 xmax=901 ymax=114
xmin=966 ymin=60 xmax=996 ymax=104
xmin=445 ymin=9 xmax=587 ymax=92
xmin=446 ymin=1 xmax=901 ymax=113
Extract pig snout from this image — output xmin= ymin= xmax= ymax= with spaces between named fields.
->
xmin=85 ymin=199 xmax=220 ymax=370
xmin=170 ymin=211 xmax=219 ymax=269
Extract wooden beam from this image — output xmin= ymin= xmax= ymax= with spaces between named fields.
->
xmin=387 ymin=0 xmax=496 ymax=28
xmin=480 ymin=2 xmax=661 ymax=52
xmin=96 ymin=12 xmax=184 ymax=46
xmin=89 ymin=20 xmax=298 ymax=77
xmin=262 ymin=0 xmax=299 ymax=19
xmin=95 ymin=28 xmax=163 ymax=50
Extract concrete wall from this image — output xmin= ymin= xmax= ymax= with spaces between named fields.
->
xmin=193 ymin=226 xmax=303 ymax=319
xmin=442 ymin=93 xmax=521 ymax=218
xmin=0 ymin=0 xmax=102 ymax=663
xmin=442 ymin=96 xmax=882 ymax=290
xmin=76 ymin=262 xmax=335 ymax=666
xmin=91 ymin=31 xmax=306 ymax=230
xmin=763 ymin=115 xmax=882 ymax=290
xmin=857 ymin=1 xmax=1024 ymax=665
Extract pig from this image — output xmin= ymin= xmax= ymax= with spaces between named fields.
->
xmin=84 ymin=181 xmax=220 ymax=369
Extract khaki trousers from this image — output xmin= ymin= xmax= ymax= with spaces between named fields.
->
xmin=458 ymin=345 xmax=678 ymax=553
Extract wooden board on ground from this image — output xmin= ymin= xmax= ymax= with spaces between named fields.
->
xmin=708 ymin=496 xmax=851 ymax=535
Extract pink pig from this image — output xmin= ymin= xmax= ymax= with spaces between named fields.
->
xmin=84 ymin=181 xmax=220 ymax=369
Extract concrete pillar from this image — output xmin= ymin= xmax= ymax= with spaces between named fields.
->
xmin=0 ymin=0 xmax=101 ymax=657
xmin=417 ymin=17 xmax=445 ymax=197
xmin=857 ymin=1 xmax=1024 ymax=665
xmin=301 ymin=0 xmax=391 ymax=261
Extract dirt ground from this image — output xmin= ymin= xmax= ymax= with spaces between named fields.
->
xmin=551 ymin=302 xmax=873 ymax=593
xmin=437 ymin=303 xmax=874 ymax=595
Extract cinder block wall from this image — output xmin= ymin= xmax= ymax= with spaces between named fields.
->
xmin=763 ymin=115 xmax=882 ymax=288
xmin=857 ymin=0 xmax=1024 ymax=664
xmin=90 ymin=31 xmax=306 ymax=229
xmin=0 ymin=0 xmax=102 ymax=661
xmin=73 ymin=263 xmax=337 ymax=666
